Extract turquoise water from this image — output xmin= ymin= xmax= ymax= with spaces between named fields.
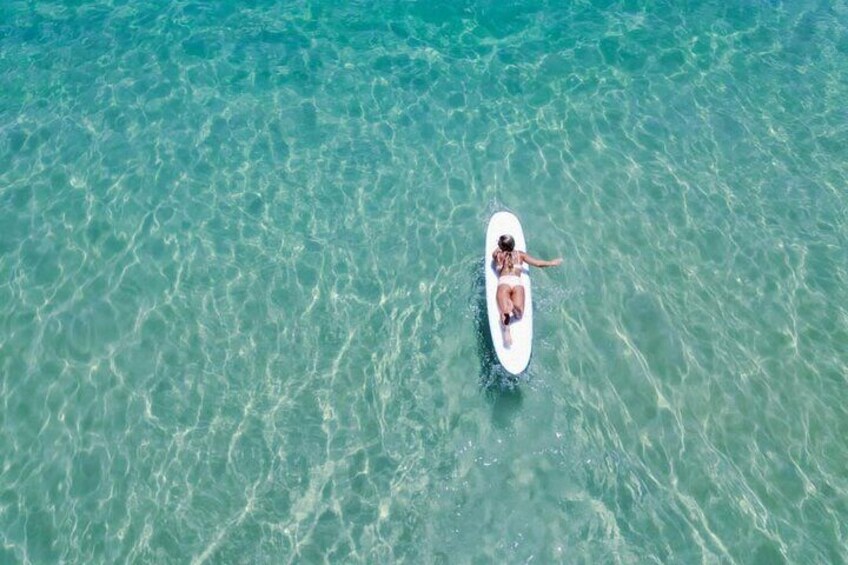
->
xmin=2 ymin=0 xmax=847 ymax=562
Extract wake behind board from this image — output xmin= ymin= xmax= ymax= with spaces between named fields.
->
xmin=485 ymin=211 xmax=533 ymax=375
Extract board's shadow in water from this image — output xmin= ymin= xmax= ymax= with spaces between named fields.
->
xmin=472 ymin=259 xmax=524 ymax=427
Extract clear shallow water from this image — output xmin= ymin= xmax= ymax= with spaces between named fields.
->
xmin=1 ymin=0 xmax=847 ymax=562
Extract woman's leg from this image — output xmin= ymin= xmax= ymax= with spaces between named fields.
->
xmin=496 ymin=285 xmax=514 ymax=324
xmin=510 ymin=286 xmax=526 ymax=319
xmin=496 ymin=284 xmax=513 ymax=346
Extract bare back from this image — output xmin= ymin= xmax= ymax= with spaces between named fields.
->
xmin=493 ymin=250 xmax=524 ymax=277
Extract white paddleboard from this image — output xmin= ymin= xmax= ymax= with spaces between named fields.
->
xmin=485 ymin=211 xmax=533 ymax=375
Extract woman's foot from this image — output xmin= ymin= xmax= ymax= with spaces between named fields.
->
xmin=501 ymin=311 xmax=513 ymax=347
xmin=503 ymin=325 xmax=512 ymax=347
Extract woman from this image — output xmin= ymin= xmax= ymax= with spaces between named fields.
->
xmin=493 ymin=234 xmax=562 ymax=346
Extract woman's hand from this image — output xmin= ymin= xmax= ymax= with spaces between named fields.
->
xmin=548 ymin=258 xmax=563 ymax=267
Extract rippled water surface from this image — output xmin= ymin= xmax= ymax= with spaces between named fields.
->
xmin=2 ymin=1 xmax=847 ymax=562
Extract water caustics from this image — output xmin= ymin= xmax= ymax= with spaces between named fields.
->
xmin=0 ymin=1 xmax=847 ymax=562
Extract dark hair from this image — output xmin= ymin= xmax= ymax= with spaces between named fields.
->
xmin=498 ymin=234 xmax=515 ymax=252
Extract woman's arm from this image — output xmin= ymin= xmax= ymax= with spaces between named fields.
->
xmin=521 ymin=252 xmax=562 ymax=268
